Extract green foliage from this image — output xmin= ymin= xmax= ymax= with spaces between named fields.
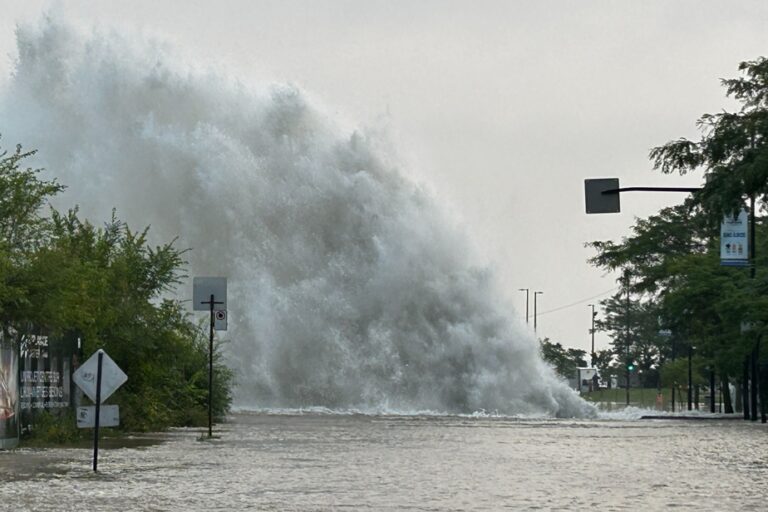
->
xmin=0 ymin=140 xmax=233 ymax=434
xmin=650 ymin=57 xmax=768 ymax=217
xmin=587 ymin=57 xmax=768 ymax=394
xmin=539 ymin=338 xmax=587 ymax=379
xmin=22 ymin=410 xmax=82 ymax=445
xmin=659 ymin=356 xmax=707 ymax=389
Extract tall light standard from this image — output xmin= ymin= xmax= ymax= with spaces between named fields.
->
xmin=534 ymin=291 xmax=543 ymax=333
xmin=518 ymin=288 xmax=529 ymax=324
xmin=588 ymin=304 xmax=597 ymax=364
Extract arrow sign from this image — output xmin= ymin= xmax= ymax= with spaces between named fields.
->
xmin=73 ymin=350 xmax=127 ymax=403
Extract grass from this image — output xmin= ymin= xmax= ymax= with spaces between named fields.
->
xmin=581 ymin=387 xmax=728 ymax=412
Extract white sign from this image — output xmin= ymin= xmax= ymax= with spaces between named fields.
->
xmin=73 ymin=350 xmax=128 ymax=403
xmin=77 ymin=405 xmax=120 ymax=428
xmin=214 ymin=309 xmax=227 ymax=331
xmin=193 ymin=277 xmax=227 ymax=311
xmin=721 ymin=210 xmax=749 ymax=266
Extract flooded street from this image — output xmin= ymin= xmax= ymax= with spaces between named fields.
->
xmin=1 ymin=412 xmax=767 ymax=511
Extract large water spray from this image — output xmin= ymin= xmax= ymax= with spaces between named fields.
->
xmin=0 ymin=18 xmax=593 ymax=417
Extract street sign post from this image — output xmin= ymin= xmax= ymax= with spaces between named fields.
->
xmin=73 ymin=349 xmax=127 ymax=472
xmin=193 ymin=276 xmax=228 ymax=438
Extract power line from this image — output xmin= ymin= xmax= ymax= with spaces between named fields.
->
xmin=535 ymin=286 xmax=620 ymax=317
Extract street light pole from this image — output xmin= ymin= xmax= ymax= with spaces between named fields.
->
xmin=518 ymin=288 xmax=529 ymax=324
xmin=534 ymin=291 xmax=543 ymax=333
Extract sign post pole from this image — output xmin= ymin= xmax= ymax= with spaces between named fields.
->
xmin=209 ymin=294 xmax=214 ymax=438
xmin=73 ymin=348 xmax=127 ymax=471
xmin=199 ymin=293 xmax=222 ymax=438
xmin=193 ymin=277 xmax=227 ymax=438
xmin=93 ymin=350 xmax=103 ymax=472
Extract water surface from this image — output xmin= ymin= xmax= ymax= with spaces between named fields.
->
xmin=1 ymin=412 xmax=767 ymax=511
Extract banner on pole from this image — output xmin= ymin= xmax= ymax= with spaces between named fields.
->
xmin=720 ymin=210 xmax=749 ymax=267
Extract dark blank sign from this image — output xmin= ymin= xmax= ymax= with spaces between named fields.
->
xmin=193 ymin=277 xmax=227 ymax=311
xmin=584 ymin=178 xmax=620 ymax=214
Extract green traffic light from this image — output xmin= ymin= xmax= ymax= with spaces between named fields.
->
xmin=627 ymin=363 xmax=635 ymax=371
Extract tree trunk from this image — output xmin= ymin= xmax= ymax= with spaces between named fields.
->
xmin=722 ymin=374 xmax=734 ymax=414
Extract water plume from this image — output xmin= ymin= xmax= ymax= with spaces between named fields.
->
xmin=0 ymin=16 xmax=593 ymax=417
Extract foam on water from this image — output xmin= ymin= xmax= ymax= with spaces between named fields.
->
xmin=0 ymin=16 xmax=594 ymax=418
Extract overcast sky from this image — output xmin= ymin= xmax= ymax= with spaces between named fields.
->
xmin=1 ymin=0 xmax=767 ymax=356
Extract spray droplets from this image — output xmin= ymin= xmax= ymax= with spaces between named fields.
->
xmin=1 ymin=17 xmax=593 ymax=417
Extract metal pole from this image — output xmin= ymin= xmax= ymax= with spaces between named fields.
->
xmin=93 ymin=350 xmax=103 ymax=472
xmin=209 ymin=294 xmax=215 ymax=438
xmin=518 ymin=289 xmax=529 ymax=324
xmin=744 ymin=356 xmax=751 ymax=420
xmin=709 ymin=368 xmax=716 ymax=413
xmin=625 ymin=270 xmax=630 ymax=407
xmin=534 ymin=291 xmax=543 ymax=333
xmin=589 ymin=304 xmax=596 ymax=364
xmin=745 ymin=195 xmax=757 ymax=421
xmin=751 ymin=343 xmax=758 ymax=421
xmin=750 ymin=195 xmax=756 ymax=279
xmin=688 ymin=345 xmax=693 ymax=411
xmin=671 ymin=337 xmax=676 ymax=413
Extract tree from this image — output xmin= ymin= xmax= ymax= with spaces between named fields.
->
xmin=650 ymin=57 xmax=768 ymax=218
xmin=539 ymin=338 xmax=587 ymax=380
xmin=591 ymin=349 xmax=615 ymax=388
xmin=588 ymin=58 xmax=768 ymax=410
xmin=0 ymin=141 xmax=233 ymax=434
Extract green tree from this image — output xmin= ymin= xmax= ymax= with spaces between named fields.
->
xmin=539 ymin=338 xmax=587 ymax=379
xmin=588 ymin=58 xmax=768 ymax=413
xmin=650 ymin=57 xmax=768 ymax=217
xmin=0 ymin=141 xmax=233 ymax=434
xmin=590 ymin=349 xmax=615 ymax=388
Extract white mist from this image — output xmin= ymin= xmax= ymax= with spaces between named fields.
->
xmin=0 ymin=17 xmax=593 ymax=417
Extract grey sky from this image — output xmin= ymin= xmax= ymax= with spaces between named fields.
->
xmin=1 ymin=0 xmax=766 ymax=355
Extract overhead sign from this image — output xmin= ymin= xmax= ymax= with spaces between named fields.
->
xmin=73 ymin=350 xmax=127 ymax=403
xmin=584 ymin=178 xmax=621 ymax=214
xmin=193 ymin=277 xmax=227 ymax=311
xmin=720 ymin=210 xmax=749 ymax=267
xmin=77 ymin=405 xmax=119 ymax=428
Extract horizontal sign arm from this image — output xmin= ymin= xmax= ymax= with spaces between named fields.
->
xmin=602 ymin=186 xmax=701 ymax=194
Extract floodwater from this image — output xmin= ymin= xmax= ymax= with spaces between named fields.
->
xmin=1 ymin=412 xmax=767 ymax=511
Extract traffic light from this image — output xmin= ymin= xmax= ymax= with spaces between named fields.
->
xmin=626 ymin=362 xmax=636 ymax=371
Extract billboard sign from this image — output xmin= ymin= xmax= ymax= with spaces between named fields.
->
xmin=0 ymin=343 xmax=18 ymax=449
